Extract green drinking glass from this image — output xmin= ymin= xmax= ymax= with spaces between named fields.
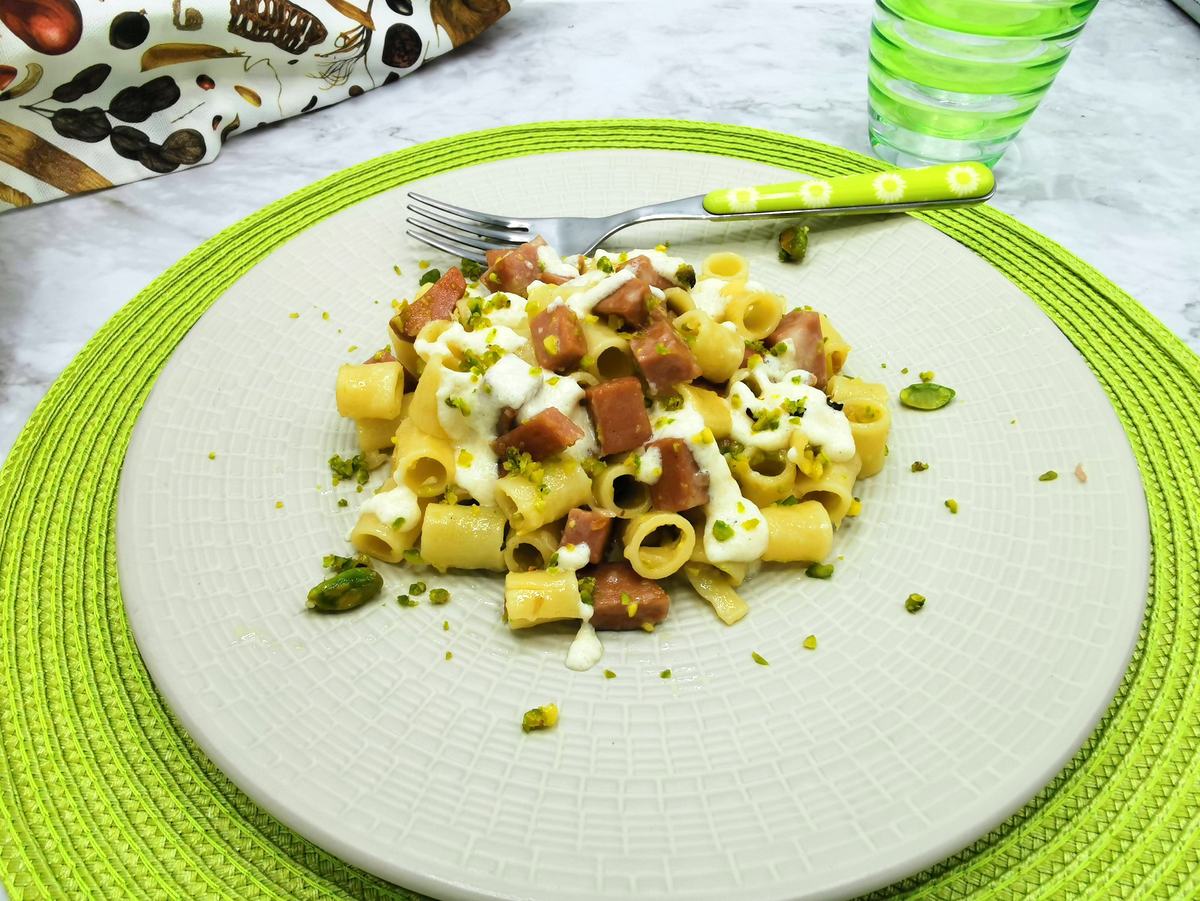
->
xmin=868 ymin=0 xmax=1100 ymax=166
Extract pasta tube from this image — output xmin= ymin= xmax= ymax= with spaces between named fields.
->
xmin=761 ymin=501 xmax=832 ymax=563
xmin=581 ymin=320 xmax=635 ymax=380
xmin=622 ymin=512 xmax=696 ymax=579
xmin=420 ymin=504 xmax=507 ymax=572
xmin=592 ymin=459 xmax=652 ymax=519
xmin=793 ymin=455 xmax=862 ymax=527
xmin=391 ymin=419 xmax=456 ymax=497
xmin=504 ymin=569 xmax=583 ymax=629
xmin=724 ymin=286 xmax=784 ymax=341
xmin=335 ymin=361 xmax=404 ymax=420
xmin=700 ymin=251 xmax=750 ymax=282
xmin=495 ymin=460 xmax=592 ymax=534
xmin=406 ymin=361 xmax=449 ymax=439
xmin=350 ymin=511 xmax=420 ymax=564
xmin=675 ymin=310 xmax=743 ymax=383
xmin=828 ymin=376 xmax=890 ymax=478
xmin=503 ymin=524 xmax=563 ymax=573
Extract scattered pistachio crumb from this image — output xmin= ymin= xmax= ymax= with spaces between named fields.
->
xmin=207 ymin=451 xmax=216 ymax=460
xmin=641 ymin=622 xmax=655 ymax=633
xmin=945 ymin=498 xmax=959 ymax=514
xmin=803 ymin=635 xmax=818 ymax=650
xmin=393 ymin=264 xmax=402 ymax=276
xmin=880 ymin=362 xmax=887 ymax=369
xmin=659 ymin=669 xmax=672 ymax=679
xmin=1010 ymin=418 xmax=1017 ymax=425
xmin=751 ymin=651 xmax=769 ymax=666
xmin=347 ymin=344 xmax=358 ymax=353
xmin=442 ymin=620 xmax=449 ymax=631
xmin=911 ymin=460 xmax=929 ymax=472
xmin=337 ymin=498 xmax=348 ymax=507
xmin=444 ymin=651 xmax=453 ymax=661
xmin=905 ymin=593 xmax=926 ymax=614
xmin=274 ymin=500 xmax=284 ymax=509
xmin=805 ymin=562 xmax=834 ymax=579
xmin=418 ymin=259 xmax=430 ymax=269
xmin=919 ymin=370 xmax=934 ymax=382
xmin=396 ymin=594 xmax=417 ymax=607
xmin=604 ymin=669 xmax=616 ymax=679
xmin=521 ymin=704 xmax=558 ymax=733
xmin=409 ymin=581 xmax=427 ymax=595
xmin=1038 ymin=470 xmax=1059 ymax=482
xmin=429 ymin=588 xmax=450 ymax=605
xmin=321 ymin=311 xmax=329 ymax=321
xmin=901 ymin=367 xmax=909 ymax=374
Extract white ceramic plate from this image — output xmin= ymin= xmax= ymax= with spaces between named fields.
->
xmin=117 ymin=148 xmax=1148 ymax=901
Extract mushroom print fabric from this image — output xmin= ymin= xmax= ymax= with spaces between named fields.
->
xmin=0 ymin=0 xmax=509 ymax=208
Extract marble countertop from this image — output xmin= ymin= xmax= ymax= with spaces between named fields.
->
xmin=1 ymin=0 xmax=1198 ymax=463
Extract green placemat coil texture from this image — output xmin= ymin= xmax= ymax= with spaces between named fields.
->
xmin=1 ymin=120 xmax=1199 ymax=899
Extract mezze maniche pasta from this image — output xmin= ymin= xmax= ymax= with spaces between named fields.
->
xmin=330 ymin=238 xmax=891 ymax=671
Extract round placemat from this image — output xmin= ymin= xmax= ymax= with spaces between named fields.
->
xmin=1 ymin=120 xmax=1197 ymax=900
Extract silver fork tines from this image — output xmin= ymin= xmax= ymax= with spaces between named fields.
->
xmin=405 ymin=192 xmax=536 ymax=264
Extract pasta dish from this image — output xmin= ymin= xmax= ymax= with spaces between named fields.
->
xmin=330 ymin=238 xmax=891 ymax=671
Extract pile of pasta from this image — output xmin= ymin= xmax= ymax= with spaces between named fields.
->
xmin=334 ymin=239 xmax=890 ymax=670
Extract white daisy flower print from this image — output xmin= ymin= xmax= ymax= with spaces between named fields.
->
xmin=946 ymin=165 xmax=981 ymax=197
xmin=800 ymin=180 xmax=832 ymax=208
xmin=872 ymin=172 xmax=907 ymax=203
xmin=722 ymin=187 xmax=760 ymax=213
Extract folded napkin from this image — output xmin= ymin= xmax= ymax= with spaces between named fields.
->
xmin=0 ymin=0 xmax=508 ymax=208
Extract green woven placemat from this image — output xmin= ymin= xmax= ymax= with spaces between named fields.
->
xmin=2 ymin=120 xmax=1198 ymax=899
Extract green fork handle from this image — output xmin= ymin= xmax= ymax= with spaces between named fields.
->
xmin=702 ymin=161 xmax=995 ymax=214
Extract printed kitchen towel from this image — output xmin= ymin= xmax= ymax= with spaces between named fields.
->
xmin=0 ymin=0 xmax=509 ymax=208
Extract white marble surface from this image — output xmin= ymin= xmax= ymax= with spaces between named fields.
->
xmin=1 ymin=0 xmax=1198 ymax=463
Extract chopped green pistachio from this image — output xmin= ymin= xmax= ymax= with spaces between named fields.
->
xmin=1038 ymin=470 xmax=1059 ymax=482
xmin=654 ymin=341 xmax=670 ymax=356
xmin=409 ymin=581 xmax=427 ymax=595
xmin=274 ymin=500 xmax=285 ymax=509
xmin=712 ymin=520 xmax=735 ymax=542
xmin=901 ymin=367 xmax=909 ymax=374
xmin=911 ymin=461 xmax=929 ymax=472
xmin=945 ymin=498 xmax=959 ymax=514
xmin=392 ymin=264 xmax=403 ymax=277
xmin=288 ymin=312 xmax=299 ymax=319
xmin=444 ymin=651 xmax=453 ymax=661
xmin=620 ymin=591 xmax=633 ymax=606
xmin=751 ymin=651 xmax=769 ymax=666
xmin=419 ymin=268 xmax=441 ymax=286
xmin=580 ymin=354 xmax=596 ymax=369
xmin=207 ymin=451 xmax=216 ymax=460
xmin=521 ymin=704 xmax=559 ymax=733
xmin=675 ymin=263 xmax=696 ymax=288
xmin=418 ymin=259 xmax=430 ymax=269
xmin=776 ymin=496 xmax=800 ymax=506
xmin=603 ymin=669 xmax=616 ymax=679
xmin=429 ymin=588 xmax=450 ymax=605
xmin=596 ymin=255 xmax=614 ymax=273
xmin=543 ymin=334 xmax=560 ymax=355
xmin=626 ymin=602 xmax=639 ymax=618
xmin=905 ymin=593 xmax=926 ymax=613
xmin=777 ymin=224 xmax=809 ymax=263
xmin=659 ymin=669 xmax=672 ymax=679
xmin=443 ymin=620 xmax=450 ymax=631
xmin=328 ymin=453 xmax=370 ymax=486
xmin=743 ymin=518 xmax=760 ymax=531
xmin=803 ymin=634 xmax=818 ymax=650
xmin=460 ymin=258 xmax=485 ymax=280
xmin=805 ymin=562 xmax=834 ymax=579
xmin=402 ymin=548 xmax=424 ymax=566
xmin=396 ymin=594 xmax=417 ymax=607
xmin=322 ymin=553 xmax=371 ymax=573
xmin=306 ymin=566 xmax=382 ymax=613
xmin=578 ymin=576 xmax=596 ymax=606
xmin=337 ymin=498 xmax=348 ymax=507
xmin=457 ymin=448 xmax=474 ymax=468
xmin=321 ymin=311 xmax=330 ymax=321
xmin=899 ymin=382 xmax=955 ymax=411
xmin=781 ymin=398 xmax=807 ymax=417
xmin=919 ymin=370 xmax=934 ymax=382
xmin=444 ymin=396 xmax=471 ymax=416
xmin=391 ymin=516 xmax=406 ymax=530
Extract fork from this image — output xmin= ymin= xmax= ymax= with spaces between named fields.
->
xmin=406 ymin=161 xmax=994 ymax=262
